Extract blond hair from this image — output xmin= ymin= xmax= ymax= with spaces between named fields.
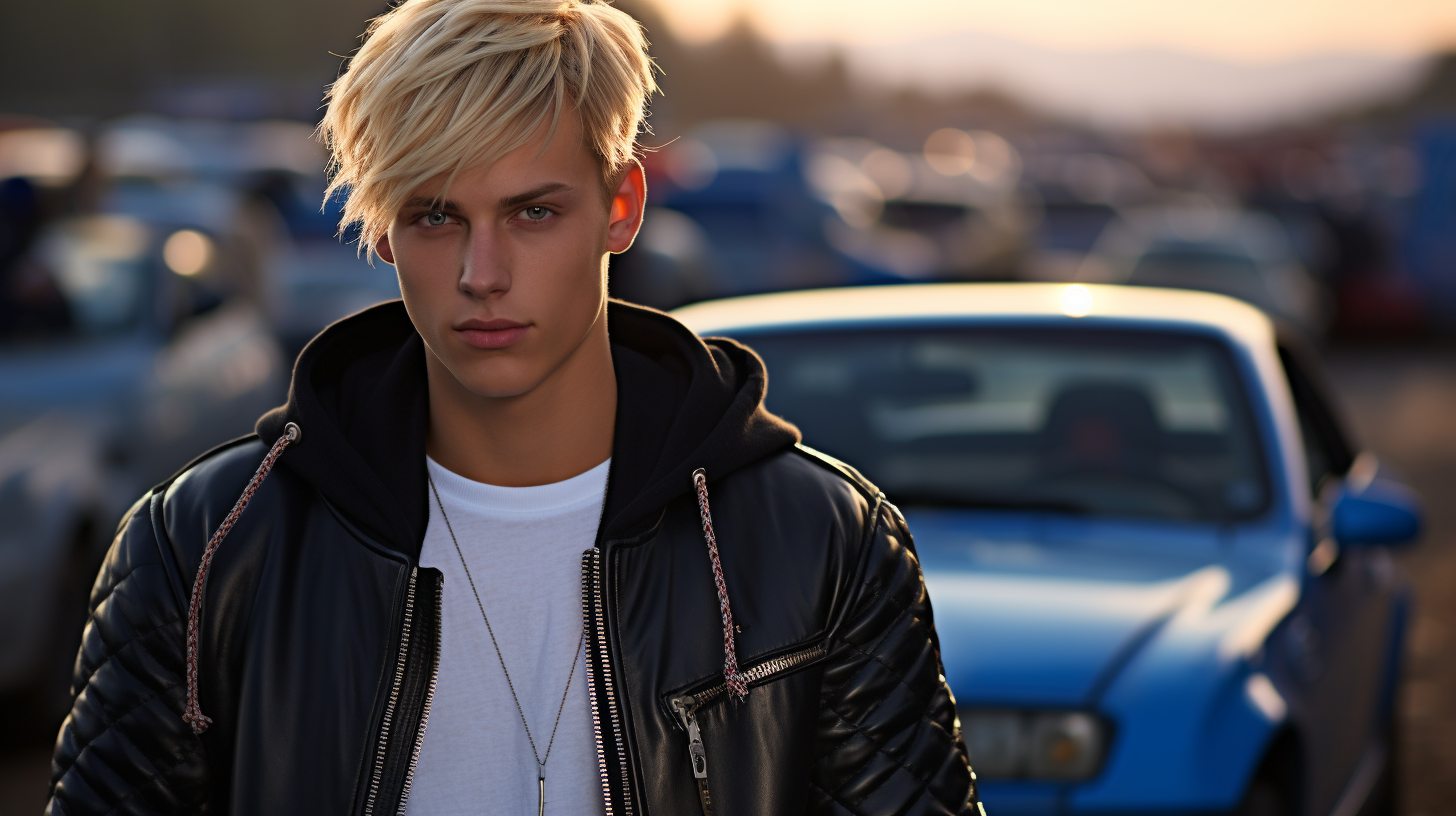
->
xmin=319 ymin=0 xmax=656 ymax=250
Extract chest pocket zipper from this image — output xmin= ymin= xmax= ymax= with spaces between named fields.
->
xmin=667 ymin=641 xmax=829 ymax=816
xmin=670 ymin=696 xmax=715 ymax=816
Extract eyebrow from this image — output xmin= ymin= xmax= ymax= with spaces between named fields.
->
xmin=402 ymin=196 xmax=463 ymax=212
xmin=498 ymin=182 xmax=573 ymax=210
xmin=400 ymin=182 xmax=575 ymax=215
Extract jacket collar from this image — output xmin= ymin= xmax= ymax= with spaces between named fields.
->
xmin=257 ymin=299 xmax=799 ymax=557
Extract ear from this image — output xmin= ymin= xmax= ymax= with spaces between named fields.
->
xmin=375 ymin=232 xmax=395 ymax=265
xmin=606 ymin=160 xmax=647 ymax=254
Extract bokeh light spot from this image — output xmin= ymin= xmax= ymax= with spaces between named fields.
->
xmin=924 ymin=128 xmax=977 ymax=176
xmin=163 ymin=229 xmax=213 ymax=277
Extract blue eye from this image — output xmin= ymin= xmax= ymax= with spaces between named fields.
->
xmin=424 ymin=211 xmax=449 ymax=227
xmin=522 ymin=206 xmax=551 ymax=221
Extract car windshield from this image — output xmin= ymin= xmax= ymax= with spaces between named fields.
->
xmin=747 ymin=327 xmax=1271 ymax=522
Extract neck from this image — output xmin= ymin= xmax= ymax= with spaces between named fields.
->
xmin=424 ymin=310 xmax=616 ymax=487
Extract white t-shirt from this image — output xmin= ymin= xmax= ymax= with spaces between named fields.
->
xmin=404 ymin=456 xmax=610 ymax=816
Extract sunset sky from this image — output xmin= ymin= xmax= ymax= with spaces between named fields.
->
xmin=647 ymin=0 xmax=1456 ymax=128
xmin=653 ymin=0 xmax=1456 ymax=62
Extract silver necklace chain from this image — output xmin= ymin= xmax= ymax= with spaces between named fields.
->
xmin=427 ymin=474 xmax=585 ymax=780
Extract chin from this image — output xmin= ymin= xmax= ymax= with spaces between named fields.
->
xmin=451 ymin=360 xmax=548 ymax=399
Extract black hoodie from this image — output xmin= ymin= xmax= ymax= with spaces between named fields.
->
xmin=256 ymin=299 xmax=800 ymax=553
xmin=48 ymin=299 xmax=976 ymax=816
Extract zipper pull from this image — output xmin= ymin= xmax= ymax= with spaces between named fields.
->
xmin=671 ymin=696 xmax=708 ymax=779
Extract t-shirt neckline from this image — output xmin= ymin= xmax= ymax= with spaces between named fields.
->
xmin=425 ymin=456 xmax=611 ymax=516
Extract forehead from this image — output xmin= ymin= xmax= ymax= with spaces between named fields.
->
xmin=411 ymin=107 xmax=600 ymax=201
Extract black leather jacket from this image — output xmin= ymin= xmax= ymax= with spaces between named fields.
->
xmin=47 ymin=301 xmax=978 ymax=816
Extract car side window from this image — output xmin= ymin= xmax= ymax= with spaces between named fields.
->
xmin=1277 ymin=343 xmax=1355 ymax=497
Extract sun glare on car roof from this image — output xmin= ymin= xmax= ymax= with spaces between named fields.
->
xmin=1060 ymin=284 xmax=1093 ymax=317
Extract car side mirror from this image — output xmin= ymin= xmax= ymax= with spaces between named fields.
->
xmin=1332 ymin=479 xmax=1421 ymax=547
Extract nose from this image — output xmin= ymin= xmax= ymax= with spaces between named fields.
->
xmin=458 ymin=225 xmax=511 ymax=299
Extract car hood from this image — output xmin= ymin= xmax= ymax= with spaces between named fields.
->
xmin=909 ymin=509 xmax=1295 ymax=707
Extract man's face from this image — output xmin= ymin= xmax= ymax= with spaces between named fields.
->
xmin=377 ymin=108 xmax=644 ymax=399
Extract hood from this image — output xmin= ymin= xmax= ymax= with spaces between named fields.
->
xmin=256 ymin=299 xmax=799 ymax=556
xmin=909 ymin=510 xmax=1292 ymax=707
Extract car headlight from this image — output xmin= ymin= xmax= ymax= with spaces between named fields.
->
xmin=960 ymin=708 xmax=1109 ymax=781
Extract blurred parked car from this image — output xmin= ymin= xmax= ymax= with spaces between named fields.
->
xmin=608 ymin=206 xmax=716 ymax=310
xmin=250 ymin=172 xmax=400 ymax=360
xmin=676 ymin=283 xmax=1418 ymax=816
xmin=1401 ymin=123 xmax=1456 ymax=331
xmin=614 ymin=120 xmax=909 ymax=309
xmin=1082 ymin=207 xmax=1332 ymax=338
xmin=98 ymin=117 xmax=402 ymax=362
xmin=97 ymin=116 xmax=317 ymax=305
xmin=812 ymin=131 xmax=1029 ymax=281
xmin=1020 ymin=152 xmax=1154 ymax=282
xmin=612 ymin=120 xmax=858 ymax=306
xmin=271 ymin=238 xmax=402 ymax=361
xmin=0 ymin=209 xmax=285 ymax=723
xmin=614 ymin=123 xmax=1033 ymax=310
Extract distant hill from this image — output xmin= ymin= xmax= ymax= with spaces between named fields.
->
xmin=816 ymin=31 xmax=1430 ymax=132
xmin=3 ymin=0 xmax=1439 ymax=138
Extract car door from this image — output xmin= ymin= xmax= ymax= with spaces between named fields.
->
xmin=1277 ymin=342 xmax=1393 ymax=816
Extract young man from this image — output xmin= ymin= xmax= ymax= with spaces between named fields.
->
xmin=47 ymin=1 xmax=978 ymax=814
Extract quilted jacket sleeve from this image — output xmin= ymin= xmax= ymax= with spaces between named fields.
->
xmin=46 ymin=491 xmax=210 ymax=815
xmin=810 ymin=497 xmax=978 ymax=816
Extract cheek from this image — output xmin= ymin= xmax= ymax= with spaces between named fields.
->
xmin=391 ymin=230 xmax=456 ymax=283
xmin=389 ymin=232 xmax=461 ymax=338
xmin=393 ymin=232 xmax=470 ymax=301
xmin=514 ymin=224 xmax=608 ymax=305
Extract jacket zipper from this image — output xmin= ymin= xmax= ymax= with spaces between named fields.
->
xmin=667 ymin=642 xmax=828 ymax=816
xmin=395 ymin=574 xmax=442 ymax=815
xmin=682 ymin=642 xmax=828 ymax=712
xmin=583 ymin=545 xmax=634 ymax=816
xmin=363 ymin=566 xmax=418 ymax=816
xmin=670 ymin=696 xmax=715 ymax=816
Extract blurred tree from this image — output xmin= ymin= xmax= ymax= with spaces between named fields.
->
xmin=0 ymin=0 xmax=385 ymax=118
xmin=1344 ymin=50 xmax=1456 ymax=126
xmin=1402 ymin=52 xmax=1456 ymax=117
xmin=613 ymin=0 xmax=1043 ymax=146
xmin=0 ymin=0 xmax=1044 ymax=143
xmin=647 ymin=14 xmax=853 ymax=134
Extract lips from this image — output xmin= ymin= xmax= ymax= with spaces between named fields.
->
xmin=454 ymin=317 xmax=530 ymax=350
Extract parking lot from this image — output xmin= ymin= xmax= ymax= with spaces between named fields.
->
xmin=1327 ymin=348 xmax=1456 ymax=815
xmin=1 ymin=342 xmax=1452 ymax=812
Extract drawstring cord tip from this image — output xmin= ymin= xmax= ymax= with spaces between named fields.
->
xmin=181 ymin=423 xmax=300 ymax=737
xmin=692 ymin=468 xmax=749 ymax=702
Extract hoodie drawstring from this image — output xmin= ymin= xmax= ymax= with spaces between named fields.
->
xmin=180 ymin=434 xmax=741 ymax=733
xmin=691 ymin=468 xmax=748 ymax=701
xmin=181 ymin=422 xmax=300 ymax=735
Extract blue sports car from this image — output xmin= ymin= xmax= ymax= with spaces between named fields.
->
xmin=674 ymin=283 xmax=1421 ymax=816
